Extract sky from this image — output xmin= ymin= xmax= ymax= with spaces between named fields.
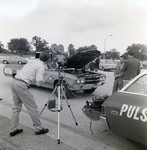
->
xmin=0 ymin=0 xmax=147 ymax=54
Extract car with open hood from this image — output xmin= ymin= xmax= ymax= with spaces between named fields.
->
xmin=3 ymin=49 xmax=106 ymax=98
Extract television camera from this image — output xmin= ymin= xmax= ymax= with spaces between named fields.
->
xmin=50 ymin=44 xmax=68 ymax=65
xmin=35 ymin=44 xmax=68 ymax=66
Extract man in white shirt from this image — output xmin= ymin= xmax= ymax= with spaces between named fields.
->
xmin=10 ymin=50 xmax=50 ymax=136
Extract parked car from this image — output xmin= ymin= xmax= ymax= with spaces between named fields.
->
xmin=2 ymin=55 xmax=27 ymax=64
xmin=99 ymin=59 xmax=117 ymax=71
xmin=142 ymin=61 xmax=147 ymax=69
xmin=3 ymin=50 xmax=106 ymax=98
xmin=100 ymin=70 xmax=147 ymax=145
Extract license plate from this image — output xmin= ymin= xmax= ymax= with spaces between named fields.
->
xmin=5 ymin=68 xmax=12 ymax=74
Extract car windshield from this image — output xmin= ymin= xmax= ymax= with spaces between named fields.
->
xmin=125 ymin=74 xmax=147 ymax=94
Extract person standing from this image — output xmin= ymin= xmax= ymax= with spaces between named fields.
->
xmin=122 ymin=51 xmax=140 ymax=86
xmin=112 ymin=54 xmax=126 ymax=94
xmin=94 ymin=58 xmax=100 ymax=72
xmin=10 ymin=50 xmax=50 ymax=136
xmin=68 ymin=44 xmax=76 ymax=58
xmin=90 ymin=61 xmax=95 ymax=71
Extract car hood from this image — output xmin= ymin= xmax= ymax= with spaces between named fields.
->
xmin=64 ymin=50 xmax=101 ymax=69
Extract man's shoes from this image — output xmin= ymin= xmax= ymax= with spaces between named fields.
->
xmin=10 ymin=129 xmax=23 ymax=137
xmin=35 ymin=128 xmax=49 ymax=135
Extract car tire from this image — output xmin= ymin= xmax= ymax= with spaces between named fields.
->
xmin=83 ymin=88 xmax=96 ymax=94
xmin=3 ymin=60 xmax=8 ymax=64
xmin=18 ymin=61 xmax=22 ymax=65
xmin=62 ymin=83 xmax=72 ymax=99
xmin=102 ymin=67 xmax=105 ymax=71
xmin=54 ymin=82 xmax=71 ymax=99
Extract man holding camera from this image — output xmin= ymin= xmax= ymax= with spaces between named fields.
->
xmin=10 ymin=50 xmax=50 ymax=136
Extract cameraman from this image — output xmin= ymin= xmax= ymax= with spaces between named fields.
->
xmin=10 ymin=50 xmax=50 ymax=136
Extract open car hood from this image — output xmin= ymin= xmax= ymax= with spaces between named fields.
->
xmin=64 ymin=49 xmax=101 ymax=69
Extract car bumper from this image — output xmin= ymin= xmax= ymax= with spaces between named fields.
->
xmin=100 ymin=116 xmax=110 ymax=130
xmin=69 ymin=81 xmax=106 ymax=91
xmin=104 ymin=67 xmax=115 ymax=70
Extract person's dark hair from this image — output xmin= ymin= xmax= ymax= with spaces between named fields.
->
xmin=120 ymin=52 xmax=128 ymax=59
xmin=128 ymin=50 xmax=134 ymax=56
xmin=39 ymin=50 xmax=49 ymax=62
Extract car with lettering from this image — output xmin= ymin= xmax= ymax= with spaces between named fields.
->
xmin=100 ymin=70 xmax=147 ymax=145
xmin=3 ymin=49 xmax=106 ymax=98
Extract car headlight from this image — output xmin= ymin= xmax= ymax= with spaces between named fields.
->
xmin=100 ymin=74 xmax=106 ymax=81
xmin=77 ymin=79 xmax=80 ymax=84
xmin=77 ymin=77 xmax=85 ymax=84
xmin=101 ymin=104 xmax=106 ymax=117
xmin=81 ymin=78 xmax=85 ymax=83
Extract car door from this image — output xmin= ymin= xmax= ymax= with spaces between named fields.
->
xmin=9 ymin=56 xmax=16 ymax=63
xmin=106 ymin=73 xmax=147 ymax=144
xmin=7 ymin=56 xmax=13 ymax=63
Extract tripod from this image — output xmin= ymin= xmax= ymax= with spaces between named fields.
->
xmin=39 ymin=63 xmax=78 ymax=144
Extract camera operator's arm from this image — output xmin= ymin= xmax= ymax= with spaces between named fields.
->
xmin=36 ymin=70 xmax=54 ymax=87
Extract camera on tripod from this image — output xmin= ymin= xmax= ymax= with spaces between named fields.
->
xmin=37 ymin=44 xmax=78 ymax=144
xmin=50 ymin=44 xmax=67 ymax=65
xmin=35 ymin=43 xmax=67 ymax=66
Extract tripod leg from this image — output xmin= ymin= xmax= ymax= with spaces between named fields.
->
xmin=39 ymin=86 xmax=57 ymax=116
xmin=57 ymin=85 xmax=61 ymax=144
xmin=61 ymin=86 xmax=78 ymax=126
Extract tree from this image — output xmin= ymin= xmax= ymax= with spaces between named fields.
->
xmin=104 ymin=49 xmax=120 ymax=60
xmin=126 ymin=44 xmax=147 ymax=60
xmin=90 ymin=44 xmax=97 ymax=50
xmin=31 ymin=36 xmax=49 ymax=52
xmin=76 ymin=45 xmax=98 ymax=53
xmin=7 ymin=38 xmax=31 ymax=56
xmin=0 ymin=42 xmax=4 ymax=53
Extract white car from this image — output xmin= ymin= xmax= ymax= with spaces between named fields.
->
xmin=3 ymin=50 xmax=106 ymax=98
xmin=99 ymin=59 xmax=117 ymax=71
xmin=2 ymin=55 xmax=27 ymax=65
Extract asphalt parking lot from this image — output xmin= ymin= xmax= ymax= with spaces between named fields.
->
xmin=0 ymin=63 xmax=147 ymax=150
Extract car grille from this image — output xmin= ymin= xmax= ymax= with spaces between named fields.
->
xmin=85 ymin=74 xmax=100 ymax=84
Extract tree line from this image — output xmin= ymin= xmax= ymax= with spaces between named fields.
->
xmin=0 ymin=36 xmax=147 ymax=60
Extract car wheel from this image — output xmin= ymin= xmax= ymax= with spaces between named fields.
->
xmin=3 ymin=60 xmax=8 ymax=64
xmin=102 ymin=67 xmax=105 ymax=71
xmin=83 ymin=88 xmax=96 ymax=94
xmin=62 ymin=83 xmax=72 ymax=99
xmin=18 ymin=61 xmax=22 ymax=65
xmin=54 ymin=82 xmax=71 ymax=99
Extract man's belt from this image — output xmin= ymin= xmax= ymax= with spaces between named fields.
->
xmin=14 ymin=78 xmax=30 ymax=87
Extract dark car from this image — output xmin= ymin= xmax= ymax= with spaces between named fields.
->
xmin=100 ymin=70 xmax=147 ymax=145
xmin=3 ymin=49 xmax=106 ymax=98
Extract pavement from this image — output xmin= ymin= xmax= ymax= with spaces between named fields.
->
xmin=0 ymin=115 xmax=77 ymax=150
xmin=0 ymin=98 xmax=114 ymax=150
xmin=0 ymin=98 xmax=80 ymax=150
xmin=0 ymin=97 xmax=75 ymax=150
xmin=1 ymin=101 xmax=147 ymax=150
